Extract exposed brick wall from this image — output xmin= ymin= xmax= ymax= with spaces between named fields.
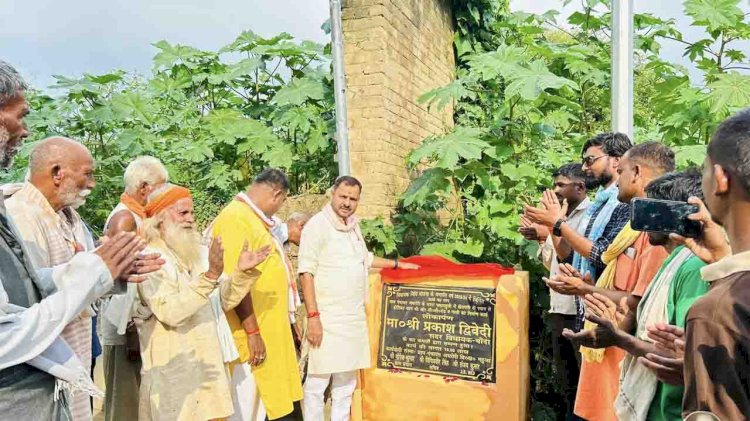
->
xmin=342 ymin=0 xmax=455 ymax=219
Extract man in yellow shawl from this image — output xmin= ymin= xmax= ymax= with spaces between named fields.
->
xmin=211 ymin=169 xmax=304 ymax=421
xmin=546 ymin=142 xmax=675 ymax=421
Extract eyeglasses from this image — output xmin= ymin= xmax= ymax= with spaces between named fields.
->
xmin=582 ymin=154 xmax=607 ymax=166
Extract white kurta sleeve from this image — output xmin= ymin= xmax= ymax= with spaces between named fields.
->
xmin=0 ymin=252 xmax=112 ymax=369
xmin=137 ymin=260 xmax=218 ymax=328
xmin=540 ymin=237 xmax=554 ymax=271
xmin=297 ymin=216 xmax=325 ymax=276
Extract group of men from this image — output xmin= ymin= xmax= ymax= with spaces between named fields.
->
xmin=522 ymin=118 xmax=750 ymax=420
xmin=0 ymin=59 xmax=419 ymax=421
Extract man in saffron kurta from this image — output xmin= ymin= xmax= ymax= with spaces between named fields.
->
xmin=211 ymin=169 xmax=303 ymax=420
xmin=136 ymin=184 xmax=269 ymax=421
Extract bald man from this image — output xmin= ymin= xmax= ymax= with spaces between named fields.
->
xmin=4 ymin=136 xmax=98 ymax=421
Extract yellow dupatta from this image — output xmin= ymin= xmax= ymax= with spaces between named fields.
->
xmin=580 ymin=222 xmax=640 ymax=362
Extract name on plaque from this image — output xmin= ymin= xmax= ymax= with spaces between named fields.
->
xmin=377 ymin=284 xmax=497 ymax=383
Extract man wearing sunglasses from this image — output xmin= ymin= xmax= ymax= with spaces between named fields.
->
xmin=526 ymin=133 xmax=633 ymax=315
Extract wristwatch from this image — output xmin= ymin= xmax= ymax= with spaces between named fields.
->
xmin=553 ymin=218 xmax=566 ymax=237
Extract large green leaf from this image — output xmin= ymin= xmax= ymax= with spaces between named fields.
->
xmin=466 ymin=45 xmax=525 ymax=80
xmin=707 ymin=72 xmax=750 ymax=114
xmin=110 ymin=92 xmax=155 ymax=124
xmin=262 ymin=141 xmax=294 ymax=168
xmin=152 ymin=40 xmax=202 ymax=69
xmin=409 ymin=127 xmax=490 ymax=169
xmin=402 ymin=168 xmax=451 ymax=207
xmin=674 ymin=145 xmax=707 ymax=167
xmin=272 ymin=78 xmax=326 ymax=106
xmin=505 ymin=60 xmax=579 ymax=100
xmin=684 ymin=0 xmax=743 ymax=31
xmin=417 ymin=80 xmax=473 ymax=112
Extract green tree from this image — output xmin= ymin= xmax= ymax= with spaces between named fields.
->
xmin=7 ymin=29 xmax=338 ymax=231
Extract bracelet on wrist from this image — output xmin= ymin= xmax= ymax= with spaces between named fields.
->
xmin=307 ymin=311 xmax=320 ymax=319
xmin=245 ymin=327 xmax=260 ymax=336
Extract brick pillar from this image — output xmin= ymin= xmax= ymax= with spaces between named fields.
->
xmin=342 ymin=0 xmax=455 ymax=219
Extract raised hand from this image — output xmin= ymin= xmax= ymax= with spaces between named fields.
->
xmin=237 ymin=241 xmax=271 ymax=272
xmin=206 ymin=237 xmax=224 ymax=280
xmin=126 ymin=252 xmax=166 ymax=283
xmin=95 ymin=232 xmax=147 ymax=281
xmin=585 ymin=294 xmax=629 ymax=332
xmin=518 ymin=215 xmax=549 ymax=242
xmin=544 ymin=273 xmax=591 ymax=296
xmin=638 ymin=323 xmax=686 ymax=385
xmin=562 ymin=323 xmax=618 ymax=349
xmin=669 ymin=197 xmax=730 ymax=264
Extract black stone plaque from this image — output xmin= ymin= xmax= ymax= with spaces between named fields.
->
xmin=377 ymin=284 xmax=496 ymax=382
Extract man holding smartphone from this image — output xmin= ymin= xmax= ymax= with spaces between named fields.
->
xmin=650 ymin=110 xmax=750 ymax=420
xmin=567 ymin=170 xmax=709 ymax=420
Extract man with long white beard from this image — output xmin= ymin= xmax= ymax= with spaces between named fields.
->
xmin=0 ymin=59 xmax=163 ymax=421
xmin=101 ymin=156 xmax=168 ymax=421
xmin=4 ymin=136 xmax=100 ymax=421
xmin=136 ymin=184 xmax=271 ymax=421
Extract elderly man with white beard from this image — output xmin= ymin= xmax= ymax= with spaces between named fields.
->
xmin=136 ymin=184 xmax=271 ymax=421
xmin=4 ymin=136 xmax=100 ymax=420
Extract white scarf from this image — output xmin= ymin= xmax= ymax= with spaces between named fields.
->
xmin=615 ymin=247 xmax=694 ymax=421
xmin=3 ymin=302 xmax=103 ymax=400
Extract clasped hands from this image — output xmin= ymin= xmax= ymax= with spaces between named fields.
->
xmin=543 ymin=263 xmax=593 ymax=297
xmin=523 ymin=189 xmax=569 ymax=229
xmin=561 ymin=291 xmax=685 ymax=385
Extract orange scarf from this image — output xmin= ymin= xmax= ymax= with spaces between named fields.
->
xmin=145 ymin=186 xmax=192 ymax=218
xmin=120 ymin=193 xmax=147 ymax=220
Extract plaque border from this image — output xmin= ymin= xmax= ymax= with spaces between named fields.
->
xmin=377 ymin=283 xmax=498 ymax=383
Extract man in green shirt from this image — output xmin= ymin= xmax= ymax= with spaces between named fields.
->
xmin=566 ymin=170 xmax=708 ymax=420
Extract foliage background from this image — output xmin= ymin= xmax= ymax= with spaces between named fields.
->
xmin=5 ymin=29 xmax=338 ymax=231
xmin=4 ymin=0 xmax=750 ymax=418
xmin=363 ymin=0 xmax=750 ymax=417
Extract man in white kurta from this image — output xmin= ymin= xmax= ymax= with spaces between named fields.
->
xmin=135 ymin=184 xmax=269 ymax=421
xmin=298 ymin=177 xmax=418 ymax=421
xmin=5 ymin=137 xmax=99 ymax=421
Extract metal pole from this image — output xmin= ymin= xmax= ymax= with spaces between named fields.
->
xmin=330 ymin=0 xmax=351 ymax=176
xmin=611 ymin=0 xmax=634 ymax=140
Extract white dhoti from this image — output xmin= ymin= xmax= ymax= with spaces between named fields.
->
xmin=229 ymin=362 xmax=266 ymax=421
xmin=297 ymin=209 xmax=374 ymax=421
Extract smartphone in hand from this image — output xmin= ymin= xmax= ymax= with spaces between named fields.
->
xmin=631 ymin=198 xmax=702 ymax=238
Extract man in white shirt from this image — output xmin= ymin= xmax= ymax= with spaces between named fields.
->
xmin=520 ymin=162 xmax=590 ymax=418
xmin=0 ymin=59 xmax=162 ymax=420
xmin=4 ymin=136 xmax=99 ymax=421
xmin=298 ymin=176 xmax=418 ymax=421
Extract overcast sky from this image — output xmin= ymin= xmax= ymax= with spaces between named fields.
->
xmin=1 ymin=0 xmax=747 ymax=90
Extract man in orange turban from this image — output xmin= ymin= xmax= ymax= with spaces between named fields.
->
xmin=101 ymin=156 xmax=168 ymax=421
xmin=134 ymin=184 xmax=272 ymax=421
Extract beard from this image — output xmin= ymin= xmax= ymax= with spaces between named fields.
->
xmin=162 ymin=222 xmax=202 ymax=267
xmin=59 ymin=177 xmax=92 ymax=209
xmin=589 ymin=171 xmax=613 ymax=189
xmin=0 ymin=126 xmax=18 ymax=169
